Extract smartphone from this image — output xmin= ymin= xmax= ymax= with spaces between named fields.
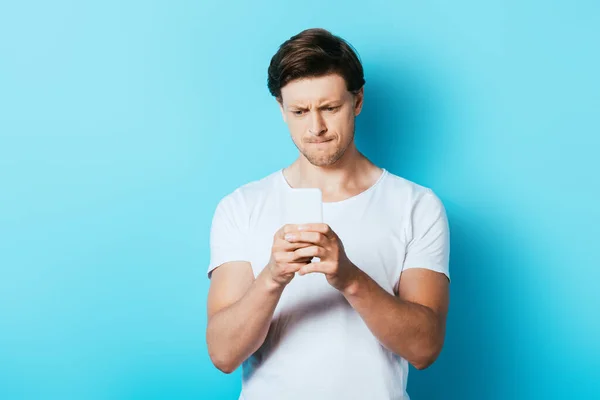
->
xmin=282 ymin=188 xmax=323 ymax=225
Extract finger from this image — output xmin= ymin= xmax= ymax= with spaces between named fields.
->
xmin=275 ymin=250 xmax=314 ymax=264
xmin=273 ymin=252 xmax=312 ymax=268
xmin=284 ymin=231 xmax=325 ymax=245
xmin=275 ymin=238 xmax=313 ymax=251
xmin=298 ymin=261 xmax=329 ymax=276
xmin=297 ymin=223 xmax=335 ymax=238
xmin=285 ymin=262 xmax=311 ymax=271
xmin=283 ymin=224 xmax=302 ymax=235
xmin=293 ymin=245 xmax=325 ymax=259
xmin=293 ymin=257 xmax=313 ymax=264
xmin=276 ymin=224 xmax=301 ymax=238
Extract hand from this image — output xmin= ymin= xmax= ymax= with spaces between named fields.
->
xmin=283 ymin=223 xmax=360 ymax=293
xmin=266 ymin=224 xmax=315 ymax=289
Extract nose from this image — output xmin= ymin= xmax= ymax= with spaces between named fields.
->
xmin=308 ymin=111 xmax=326 ymax=135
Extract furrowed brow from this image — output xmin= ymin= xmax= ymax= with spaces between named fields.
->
xmin=288 ymin=100 xmax=341 ymax=110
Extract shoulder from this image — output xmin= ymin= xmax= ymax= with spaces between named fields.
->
xmin=382 ymin=171 xmax=444 ymax=211
xmin=215 ymin=169 xmax=282 ymax=214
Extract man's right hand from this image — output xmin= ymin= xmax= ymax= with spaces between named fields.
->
xmin=266 ymin=224 xmax=313 ymax=288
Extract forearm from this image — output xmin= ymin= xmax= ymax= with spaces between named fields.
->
xmin=343 ymin=269 xmax=444 ymax=369
xmin=207 ymin=267 xmax=284 ymax=373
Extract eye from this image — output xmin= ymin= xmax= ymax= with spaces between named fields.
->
xmin=326 ymin=106 xmax=339 ymax=112
xmin=292 ymin=110 xmax=306 ymax=116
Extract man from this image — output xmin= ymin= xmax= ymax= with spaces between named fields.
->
xmin=206 ymin=28 xmax=450 ymax=400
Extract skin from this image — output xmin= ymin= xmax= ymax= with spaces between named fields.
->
xmin=207 ymin=73 xmax=450 ymax=374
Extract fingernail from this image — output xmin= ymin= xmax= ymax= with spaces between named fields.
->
xmin=285 ymin=234 xmax=295 ymax=241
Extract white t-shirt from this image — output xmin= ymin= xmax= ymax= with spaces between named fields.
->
xmin=207 ymin=168 xmax=450 ymax=400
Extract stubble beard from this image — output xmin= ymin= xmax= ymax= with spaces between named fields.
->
xmin=296 ymin=129 xmax=355 ymax=167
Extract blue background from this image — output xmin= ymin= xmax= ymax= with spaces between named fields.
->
xmin=1 ymin=1 xmax=599 ymax=399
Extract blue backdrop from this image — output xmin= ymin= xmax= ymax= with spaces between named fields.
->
xmin=1 ymin=1 xmax=598 ymax=399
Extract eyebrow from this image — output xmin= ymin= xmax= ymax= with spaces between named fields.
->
xmin=288 ymin=101 xmax=341 ymax=110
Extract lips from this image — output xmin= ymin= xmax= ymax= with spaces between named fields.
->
xmin=309 ymin=139 xmax=333 ymax=144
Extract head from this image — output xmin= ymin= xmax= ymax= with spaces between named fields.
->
xmin=267 ymin=28 xmax=366 ymax=167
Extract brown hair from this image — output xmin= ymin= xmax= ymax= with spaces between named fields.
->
xmin=267 ymin=28 xmax=366 ymax=102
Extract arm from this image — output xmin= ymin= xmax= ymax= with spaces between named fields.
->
xmin=342 ymin=267 xmax=449 ymax=370
xmin=288 ymin=229 xmax=449 ymax=369
xmin=206 ymin=225 xmax=314 ymax=373
xmin=206 ymin=261 xmax=285 ymax=374
xmin=287 ymin=190 xmax=450 ymax=370
xmin=206 ymin=194 xmax=287 ymax=374
xmin=342 ymin=189 xmax=450 ymax=368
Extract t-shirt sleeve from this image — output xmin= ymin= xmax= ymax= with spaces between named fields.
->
xmin=207 ymin=191 xmax=250 ymax=279
xmin=402 ymin=189 xmax=450 ymax=281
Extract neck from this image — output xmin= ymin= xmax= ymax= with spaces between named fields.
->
xmin=283 ymin=142 xmax=382 ymax=202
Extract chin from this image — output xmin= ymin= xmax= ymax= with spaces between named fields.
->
xmin=303 ymin=149 xmax=345 ymax=167
xmin=308 ymin=158 xmax=335 ymax=167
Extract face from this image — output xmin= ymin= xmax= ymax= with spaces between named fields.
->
xmin=278 ymin=74 xmax=364 ymax=167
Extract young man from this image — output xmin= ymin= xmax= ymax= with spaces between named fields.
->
xmin=206 ymin=28 xmax=450 ymax=400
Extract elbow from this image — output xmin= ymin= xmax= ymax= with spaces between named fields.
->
xmin=207 ymin=334 xmax=238 ymax=374
xmin=215 ymin=362 xmax=236 ymax=375
xmin=412 ymin=339 xmax=444 ymax=371
xmin=413 ymin=357 xmax=435 ymax=371
xmin=207 ymin=324 xmax=238 ymax=374
xmin=208 ymin=349 xmax=237 ymax=374
xmin=412 ymin=352 xmax=438 ymax=370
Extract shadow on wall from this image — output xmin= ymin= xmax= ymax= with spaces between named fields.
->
xmin=355 ymin=62 xmax=449 ymax=184
xmin=356 ymin=65 xmax=520 ymax=400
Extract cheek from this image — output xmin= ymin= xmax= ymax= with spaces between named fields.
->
xmin=286 ymin=119 xmax=302 ymax=132
xmin=287 ymin=123 xmax=306 ymax=144
xmin=288 ymin=119 xmax=314 ymax=138
xmin=329 ymin=114 xmax=352 ymax=134
xmin=331 ymin=109 xmax=353 ymax=124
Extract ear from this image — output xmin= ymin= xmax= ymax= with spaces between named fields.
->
xmin=353 ymin=87 xmax=364 ymax=116
xmin=277 ymin=98 xmax=287 ymax=123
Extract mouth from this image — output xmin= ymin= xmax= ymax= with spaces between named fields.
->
xmin=308 ymin=139 xmax=333 ymax=144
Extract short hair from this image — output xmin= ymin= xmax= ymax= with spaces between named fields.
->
xmin=267 ymin=28 xmax=366 ymax=102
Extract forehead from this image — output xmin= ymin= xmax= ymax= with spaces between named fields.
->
xmin=280 ymin=74 xmax=349 ymax=106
